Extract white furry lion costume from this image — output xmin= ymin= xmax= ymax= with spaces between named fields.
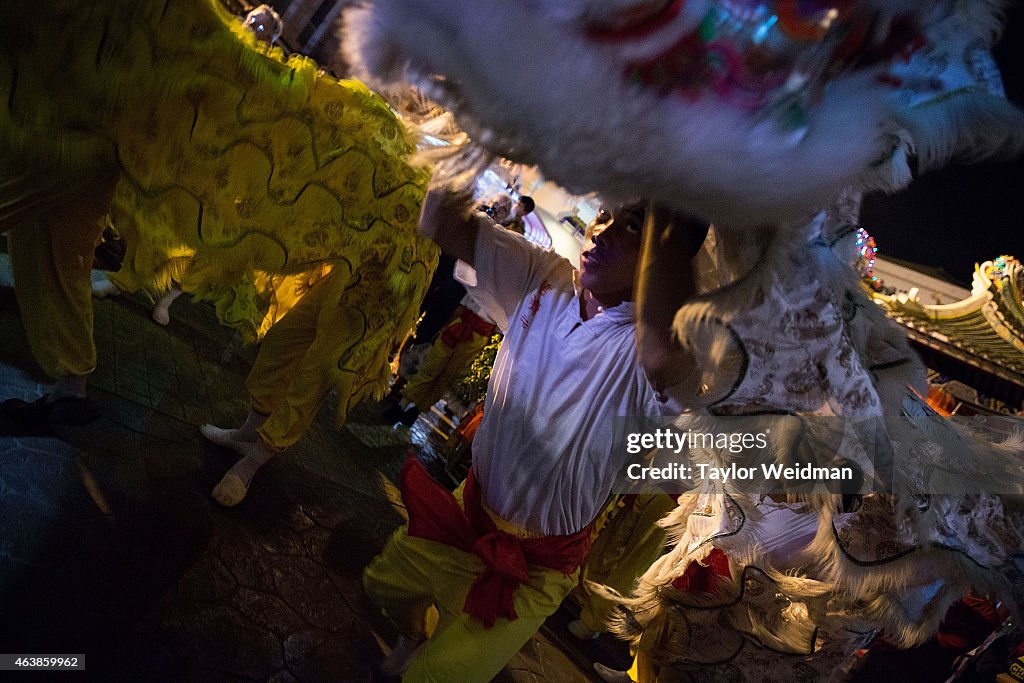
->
xmin=343 ymin=0 xmax=1024 ymax=228
xmin=341 ymin=1 xmax=1024 ymax=680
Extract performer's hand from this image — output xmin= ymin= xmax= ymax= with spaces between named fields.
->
xmin=634 ymin=204 xmax=710 ymax=402
xmin=642 ymin=204 xmax=709 ymax=260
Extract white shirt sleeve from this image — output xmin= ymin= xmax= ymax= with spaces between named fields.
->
xmin=469 ymin=218 xmax=566 ymax=332
xmin=645 ymin=381 xmax=688 ymax=416
xmin=457 ymin=289 xmax=496 ymax=325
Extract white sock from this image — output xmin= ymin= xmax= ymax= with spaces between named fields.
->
xmin=152 ymin=287 xmax=183 ymax=326
xmin=211 ymin=440 xmax=275 ymax=507
xmin=199 ymin=424 xmax=255 ymax=451
xmin=236 ymin=409 xmax=268 ymax=441
xmin=51 ymin=376 xmax=88 ymax=401
xmin=199 ymin=410 xmax=267 ymax=451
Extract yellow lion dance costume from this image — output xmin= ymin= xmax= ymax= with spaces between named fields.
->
xmin=1 ymin=0 xmax=437 ymax=502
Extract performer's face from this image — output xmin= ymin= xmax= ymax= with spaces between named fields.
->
xmin=580 ymin=204 xmax=643 ymax=300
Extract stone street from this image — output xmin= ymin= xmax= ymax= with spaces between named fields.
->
xmin=0 ymin=260 xmax=630 ymax=682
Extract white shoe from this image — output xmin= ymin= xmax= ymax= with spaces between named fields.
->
xmin=568 ymin=619 xmax=600 ymax=640
xmin=593 ymin=662 xmax=633 ymax=683
xmin=379 ymin=635 xmax=424 ymax=677
xmin=211 ymin=472 xmax=249 ymax=507
xmin=208 ymin=438 xmax=272 ymax=508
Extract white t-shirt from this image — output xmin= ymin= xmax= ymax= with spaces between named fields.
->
xmin=467 ymin=221 xmax=676 ymax=535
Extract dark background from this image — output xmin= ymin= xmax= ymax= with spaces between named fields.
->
xmin=860 ymin=3 xmax=1024 ymax=286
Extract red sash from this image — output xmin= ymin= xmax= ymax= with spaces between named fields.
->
xmin=440 ymin=307 xmax=497 ymax=348
xmin=400 ymin=456 xmax=591 ymax=627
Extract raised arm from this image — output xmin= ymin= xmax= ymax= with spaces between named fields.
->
xmin=634 ymin=204 xmax=709 ymax=395
xmin=419 ymin=187 xmax=565 ymax=330
xmin=417 ymin=188 xmax=482 ymax=266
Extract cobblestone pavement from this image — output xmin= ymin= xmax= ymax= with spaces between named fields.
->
xmin=0 ymin=268 xmax=620 ymax=682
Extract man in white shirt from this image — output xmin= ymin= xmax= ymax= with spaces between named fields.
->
xmin=363 ymin=192 xmax=705 ymax=682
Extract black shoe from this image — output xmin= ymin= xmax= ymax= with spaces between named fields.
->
xmin=49 ymin=395 xmax=101 ymax=425
xmin=2 ymin=394 xmax=100 ymax=427
xmin=1 ymin=395 xmax=51 ymax=428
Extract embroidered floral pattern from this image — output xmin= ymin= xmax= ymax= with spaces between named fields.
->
xmin=709 ymin=250 xmax=881 ymax=417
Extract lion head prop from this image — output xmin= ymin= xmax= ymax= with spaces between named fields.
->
xmin=343 ymin=0 xmax=1023 ymax=229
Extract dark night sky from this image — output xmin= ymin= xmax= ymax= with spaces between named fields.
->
xmin=859 ymin=3 xmax=1024 ymax=287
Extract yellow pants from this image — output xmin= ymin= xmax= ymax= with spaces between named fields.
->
xmin=1 ymin=162 xmax=118 ymax=379
xmin=402 ymin=323 xmax=491 ymax=410
xmin=364 ymin=488 xmax=578 ymax=682
xmin=247 ymin=262 xmax=375 ymax=450
xmin=577 ymin=493 xmax=675 ymax=633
